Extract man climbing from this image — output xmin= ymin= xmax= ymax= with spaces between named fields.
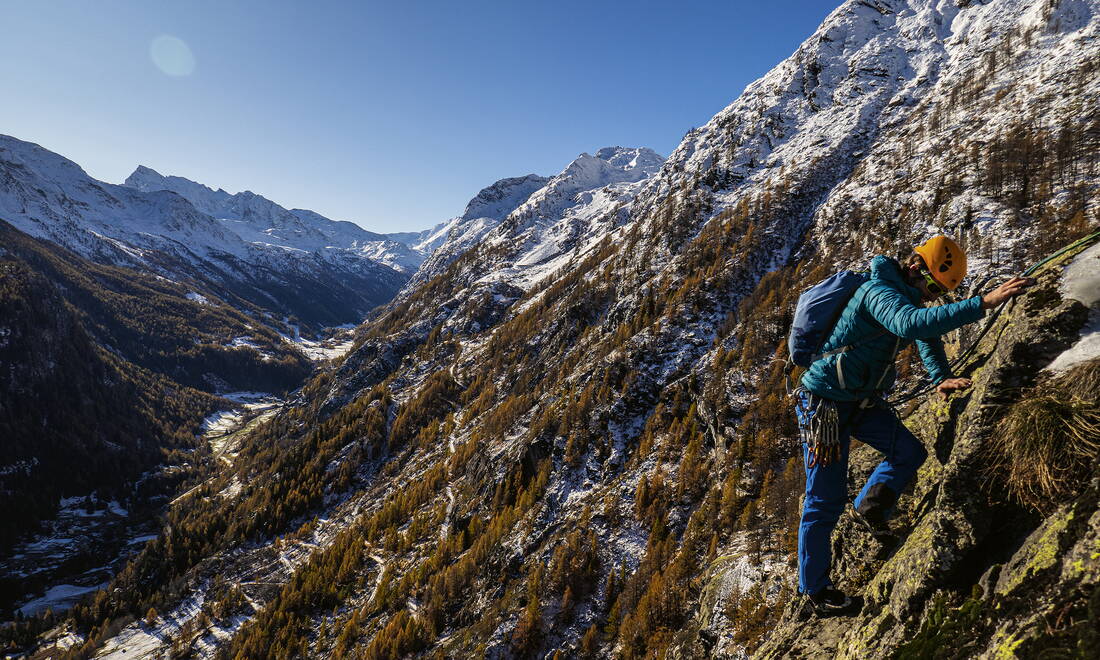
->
xmin=794 ymin=235 xmax=1034 ymax=614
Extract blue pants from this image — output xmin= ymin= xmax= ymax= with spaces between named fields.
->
xmin=795 ymin=391 xmax=928 ymax=595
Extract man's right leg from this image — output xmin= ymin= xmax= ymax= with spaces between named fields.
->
xmin=798 ymin=431 xmax=851 ymax=595
xmin=852 ymin=405 xmax=929 ymax=525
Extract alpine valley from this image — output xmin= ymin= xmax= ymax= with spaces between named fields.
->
xmin=4 ymin=0 xmax=1100 ymax=658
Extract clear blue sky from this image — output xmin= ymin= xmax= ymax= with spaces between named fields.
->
xmin=0 ymin=1 xmax=838 ymax=233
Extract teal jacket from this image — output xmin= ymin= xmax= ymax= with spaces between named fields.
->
xmin=800 ymin=255 xmax=985 ymax=402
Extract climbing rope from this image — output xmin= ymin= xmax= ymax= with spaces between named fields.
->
xmin=890 ymin=228 xmax=1100 ymax=406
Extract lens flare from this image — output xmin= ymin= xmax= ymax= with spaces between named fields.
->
xmin=150 ymin=35 xmax=195 ymax=76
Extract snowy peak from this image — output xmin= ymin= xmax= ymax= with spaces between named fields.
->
xmin=0 ymin=135 xmax=239 ymax=261
xmin=407 ymin=174 xmax=549 ymax=259
xmin=124 ymin=165 xmax=235 ymax=218
xmin=123 ymin=165 xmax=426 ymax=273
xmin=460 ymin=174 xmax=549 ymax=223
xmin=627 ymin=0 xmax=995 ymax=242
xmin=593 ymin=146 xmax=665 ymax=177
xmin=556 ymin=146 xmax=664 ymax=192
xmin=0 ymin=134 xmax=409 ymax=326
xmin=125 ymin=166 xmax=331 ymax=234
xmin=0 ymin=135 xmax=93 ymax=183
xmin=505 ymin=146 xmax=665 ymax=230
xmin=406 ymin=145 xmax=665 ymax=295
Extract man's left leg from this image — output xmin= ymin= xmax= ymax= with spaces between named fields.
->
xmin=850 ymin=404 xmax=929 ymax=524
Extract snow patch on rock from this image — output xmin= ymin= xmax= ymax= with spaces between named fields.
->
xmin=1046 ymin=242 xmax=1100 ymax=372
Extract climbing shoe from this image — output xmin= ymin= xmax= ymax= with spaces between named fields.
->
xmin=807 ymin=587 xmax=852 ymax=615
xmin=852 ymin=508 xmax=898 ymax=547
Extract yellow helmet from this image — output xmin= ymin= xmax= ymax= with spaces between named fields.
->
xmin=914 ymin=235 xmax=966 ymax=291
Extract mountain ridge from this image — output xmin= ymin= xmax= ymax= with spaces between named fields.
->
xmin=0 ymin=134 xmax=409 ymax=329
xmin=405 ymin=146 xmax=665 ymax=296
xmin=123 ymin=165 xmax=428 ymax=274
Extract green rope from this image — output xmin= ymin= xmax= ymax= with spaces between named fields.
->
xmin=1021 ymin=228 xmax=1100 ymax=276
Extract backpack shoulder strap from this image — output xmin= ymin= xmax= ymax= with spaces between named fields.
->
xmin=811 ymin=281 xmax=886 ymax=362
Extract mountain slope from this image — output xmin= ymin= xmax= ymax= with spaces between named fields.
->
xmin=0 ymin=220 xmax=320 ymax=616
xmin=0 ymin=238 xmax=226 ymax=606
xmin=0 ymin=220 xmax=312 ymax=393
xmin=403 ymin=173 xmax=551 ymax=289
xmin=18 ymin=0 xmax=1100 ymax=657
xmin=404 ymin=147 xmax=663 ymax=298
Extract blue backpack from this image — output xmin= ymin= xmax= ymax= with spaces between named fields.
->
xmin=787 ymin=270 xmax=869 ymax=368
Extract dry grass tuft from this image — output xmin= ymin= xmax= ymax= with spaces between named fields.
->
xmin=989 ymin=357 xmax=1100 ymax=513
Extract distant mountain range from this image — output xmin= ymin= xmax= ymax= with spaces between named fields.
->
xmin=0 ymin=136 xmax=415 ymax=328
xmin=123 ymin=165 xmax=427 ymax=274
xmin=0 ymin=135 xmax=667 ymax=331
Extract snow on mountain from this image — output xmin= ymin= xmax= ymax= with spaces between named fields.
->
xmin=407 ymin=174 xmax=550 ymax=264
xmin=505 ymin=147 xmax=663 ymax=233
xmin=802 ymin=0 xmax=1100 ymax=270
xmin=628 ymin=0 xmax=996 ymax=258
xmin=0 ymin=137 xmax=245 ymax=264
xmin=124 ymin=166 xmax=426 ymax=274
xmin=0 ymin=135 xmax=407 ymax=326
xmin=383 ymin=230 xmax=429 ymax=246
xmin=24 ymin=0 xmax=1100 ymax=657
xmin=123 ymin=165 xmax=234 ymax=217
xmin=482 ymin=146 xmax=664 ymax=287
xmin=407 ymin=147 xmax=664 ymax=292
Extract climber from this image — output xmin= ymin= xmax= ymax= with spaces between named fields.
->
xmin=793 ymin=235 xmax=1034 ymax=614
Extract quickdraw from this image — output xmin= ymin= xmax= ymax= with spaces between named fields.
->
xmin=796 ymin=388 xmax=842 ymax=468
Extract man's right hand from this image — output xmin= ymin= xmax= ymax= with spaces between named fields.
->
xmin=982 ymin=276 xmax=1036 ymax=309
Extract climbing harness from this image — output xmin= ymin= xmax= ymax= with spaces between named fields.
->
xmin=791 ymin=326 xmax=901 ymax=467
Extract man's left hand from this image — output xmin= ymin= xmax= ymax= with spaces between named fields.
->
xmin=936 ymin=377 xmax=972 ymax=399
